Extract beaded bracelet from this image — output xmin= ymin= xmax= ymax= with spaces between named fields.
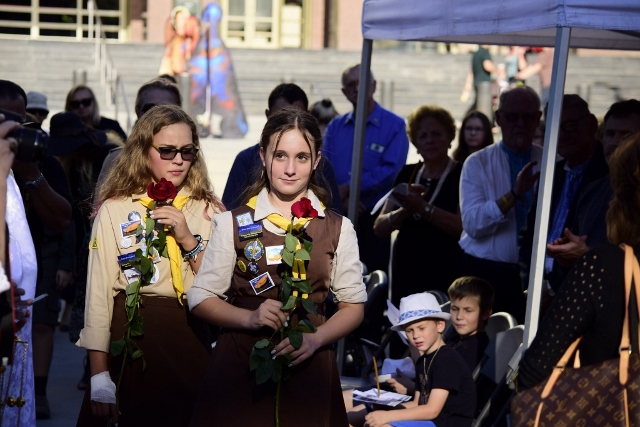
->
xmin=182 ymin=234 xmax=204 ymax=260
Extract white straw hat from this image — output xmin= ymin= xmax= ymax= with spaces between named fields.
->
xmin=391 ymin=293 xmax=450 ymax=331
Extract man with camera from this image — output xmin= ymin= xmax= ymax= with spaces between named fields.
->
xmin=0 ymin=79 xmax=73 ymax=421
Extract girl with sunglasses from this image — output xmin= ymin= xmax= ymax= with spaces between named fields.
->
xmin=76 ymin=104 xmax=224 ymax=426
xmin=65 ymin=84 xmax=127 ymax=141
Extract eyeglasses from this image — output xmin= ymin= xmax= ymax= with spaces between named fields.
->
xmin=152 ymin=144 xmax=199 ymax=161
xmin=69 ymin=98 xmax=93 ymax=110
xmin=464 ymin=126 xmax=484 ymax=133
xmin=501 ymin=112 xmax=539 ymax=124
xmin=559 ymin=116 xmax=588 ymax=133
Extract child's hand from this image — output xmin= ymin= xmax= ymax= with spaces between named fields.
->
xmin=364 ymin=410 xmax=392 ymax=427
xmin=386 ymin=368 xmax=416 ymax=396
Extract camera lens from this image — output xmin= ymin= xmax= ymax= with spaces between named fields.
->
xmin=11 ymin=127 xmax=49 ymax=162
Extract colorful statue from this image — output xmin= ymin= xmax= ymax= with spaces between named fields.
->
xmin=188 ymin=2 xmax=248 ymax=139
xmin=159 ymin=6 xmax=200 ymax=76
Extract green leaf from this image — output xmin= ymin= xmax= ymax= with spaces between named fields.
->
xmin=296 ymin=319 xmax=316 ymax=333
xmin=135 ymin=248 xmax=143 ymax=259
xmin=281 ymin=277 xmax=292 ymax=302
xmin=284 ymin=233 xmax=299 ymax=252
xmin=282 ymin=249 xmax=294 ymax=267
xmin=131 ymin=349 xmax=143 ymax=361
xmin=129 ymin=316 xmax=144 ymax=336
xmin=294 ymin=280 xmax=312 ymax=294
xmin=110 ymin=337 xmax=126 ymax=356
xmin=288 ymin=330 xmax=303 ymax=349
xmin=281 ymin=295 xmax=297 ymax=311
xmin=135 ymin=224 xmax=144 ymax=237
xmin=125 ymin=281 xmax=140 ymax=296
xmin=302 ymin=238 xmax=313 ymax=254
xmin=294 ymin=248 xmax=310 ymax=261
xmin=161 ymin=245 xmax=169 ymax=258
xmin=249 ymin=353 xmax=261 ymax=371
xmin=255 ymin=361 xmax=274 ymax=385
xmin=145 ymin=218 xmax=155 ymax=233
xmin=301 ymin=298 xmax=317 ymax=316
xmin=271 ymin=359 xmax=282 ymax=382
xmin=126 ymin=292 xmax=137 ymax=309
xmin=254 ymin=339 xmax=272 ymax=350
xmin=140 ymin=257 xmax=153 ymax=275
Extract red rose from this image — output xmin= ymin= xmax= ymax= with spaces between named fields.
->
xmin=147 ymin=178 xmax=178 ymax=203
xmin=291 ymin=197 xmax=318 ymax=219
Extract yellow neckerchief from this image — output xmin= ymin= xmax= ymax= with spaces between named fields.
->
xmin=139 ymin=194 xmax=190 ymax=304
xmin=246 ymin=195 xmax=325 ymax=281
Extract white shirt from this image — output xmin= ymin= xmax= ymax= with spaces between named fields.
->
xmin=187 ymin=188 xmax=367 ymax=310
xmin=459 ymin=142 xmax=543 ymax=263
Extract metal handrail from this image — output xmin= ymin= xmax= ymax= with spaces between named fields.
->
xmin=89 ymin=0 xmax=131 ymax=130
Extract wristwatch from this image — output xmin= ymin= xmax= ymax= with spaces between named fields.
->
xmin=24 ymin=173 xmax=45 ymax=192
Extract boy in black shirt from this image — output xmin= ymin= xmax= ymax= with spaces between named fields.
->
xmin=357 ymin=293 xmax=476 ymax=427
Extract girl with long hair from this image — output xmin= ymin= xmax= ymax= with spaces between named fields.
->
xmin=76 ymin=104 xmax=223 ymax=426
xmin=187 ymin=108 xmax=366 ymax=426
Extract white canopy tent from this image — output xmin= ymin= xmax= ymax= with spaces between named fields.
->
xmin=345 ymin=0 xmax=640 ymax=359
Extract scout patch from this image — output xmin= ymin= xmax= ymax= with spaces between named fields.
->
xmin=237 ymin=259 xmax=247 ymax=273
xmin=235 ymin=212 xmax=253 ymax=227
xmin=90 ymin=236 xmax=99 ymax=250
xmin=244 ymin=239 xmax=264 ymax=275
xmin=238 ymin=223 xmax=263 ymax=241
xmin=249 ymin=272 xmax=275 ymax=295
xmin=120 ymin=219 xmax=142 ymax=237
xmin=265 ymin=245 xmax=283 ymax=265
xmin=117 ymin=252 xmax=141 ymax=284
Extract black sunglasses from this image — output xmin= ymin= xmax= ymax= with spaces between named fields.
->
xmin=27 ymin=108 xmax=48 ymax=116
xmin=152 ymin=144 xmax=199 ymax=161
xmin=69 ymin=98 xmax=93 ymax=109
xmin=502 ymin=112 xmax=539 ymax=124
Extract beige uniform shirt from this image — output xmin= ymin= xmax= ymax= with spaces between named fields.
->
xmin=77 ymin=191 xmax=213 ymax=352
xmin=187 ymin=189 xmax=367 ymax=310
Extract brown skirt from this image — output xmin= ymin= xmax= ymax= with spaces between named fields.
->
xmin=189 ymin=297 xmax=348 ymax=427
xmin=77 ymin=293 xmax=212 ymax=426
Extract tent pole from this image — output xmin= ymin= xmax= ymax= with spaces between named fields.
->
xmin=522 ymin=26 xmax=572 ymax=350
xmin=347 ymin=38 xmax=373 ymax=229
xmin=337 ymin=38 xmax=373 ymax=376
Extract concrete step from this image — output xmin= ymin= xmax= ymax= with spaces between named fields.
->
xmin=1 ymin=37 xmax=639 ymax=126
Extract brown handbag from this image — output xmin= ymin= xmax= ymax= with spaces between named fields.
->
xmin=510 ymin=244 xmax=640 ymax=427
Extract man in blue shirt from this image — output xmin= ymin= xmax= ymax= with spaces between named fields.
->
xmin=323 ymin=64 xmax=409 ymax=273
xmin=222 ymin=83 xmax=342 ymax=212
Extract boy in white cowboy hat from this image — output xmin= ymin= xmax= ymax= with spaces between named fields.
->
xmin=351 ymin=293 xmax=476 ymax=427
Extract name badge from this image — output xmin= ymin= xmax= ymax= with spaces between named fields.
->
xmin=249 ymin=272 xmax=275 ymax=295
xmin=369 ymin=142 xmax=385 ymax=153
xmin=265 ymin=245 xmax=283 ymax=265
xmin=239 ymin=223 xmax=263 ymax=241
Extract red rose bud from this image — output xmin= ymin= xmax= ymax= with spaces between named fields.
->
xmin=291 ymin=197 xmax=318 ymax=219
xmin=147 ymin=178 xmax=178 ymax=203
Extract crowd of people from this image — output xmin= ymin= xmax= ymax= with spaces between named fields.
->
xmin=0 ymin=41 xmax=638 ymax=427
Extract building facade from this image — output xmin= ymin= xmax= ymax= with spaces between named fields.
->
xmin=0 ymin=0 xmax=364 ymax=51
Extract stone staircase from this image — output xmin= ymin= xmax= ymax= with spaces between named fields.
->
xmin=2 ymin=37 xmax=640 ymax=128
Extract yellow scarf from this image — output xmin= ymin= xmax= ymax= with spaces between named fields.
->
xmin=139 ymin=195 xmax=190 ymax=304
xmin=246 ymin=195 xmax=323 ymax=280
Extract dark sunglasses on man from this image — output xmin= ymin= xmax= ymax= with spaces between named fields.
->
xmin=69 ymin=98 xmax=93 ymax=110
xmin=152 ymin=144 xmax=199 ymax=161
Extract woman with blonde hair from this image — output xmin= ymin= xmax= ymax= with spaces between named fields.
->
xmin=65 ymin=84 xmax=127 ymax=141
xmin=76 ymin=104 xmax=223 ymax=426
xmin=374 ymin=105 xmax=463 ymax=305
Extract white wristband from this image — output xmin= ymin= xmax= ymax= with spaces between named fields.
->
xmin=90 ymin=371 xmax=117 ymax=404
